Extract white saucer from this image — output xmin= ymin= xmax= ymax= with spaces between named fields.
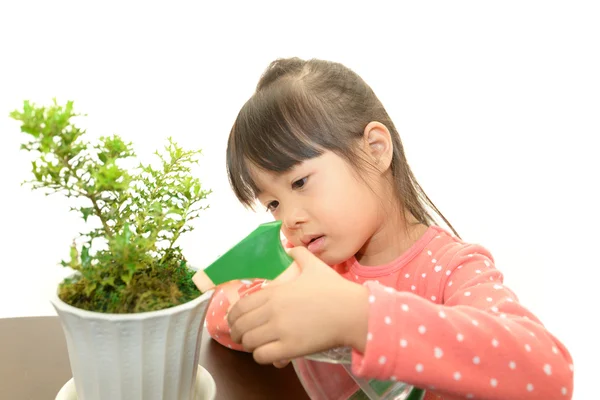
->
xmin=55 ymin=365 xmax=217 ymax=400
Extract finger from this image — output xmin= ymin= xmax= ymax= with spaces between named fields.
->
xmin=253 ymin=340 xmax=290 ymax=365
xmin=240 ymin=323 xmax=279 ymax=352
xmin=227 ymin=289 xmax=269 ymax=327
xmin=229 ymin=304 xmax=270 ymax=344
xmin=273 ymin=360 xmax=290 ymax=369
xmin=286 ymin=246 xmax=322 ymax=270
xmin=272 ymin=261 xmax=301 ymax=285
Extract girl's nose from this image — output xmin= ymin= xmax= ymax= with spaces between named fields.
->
xmin=283 ymin=207 xmax=308 ymax=230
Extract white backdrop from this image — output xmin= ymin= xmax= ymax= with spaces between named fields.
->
xmin=0 ymin=1 xmax=597 ymax=398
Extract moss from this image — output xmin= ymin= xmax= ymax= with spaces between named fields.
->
xmin=58 ymin=254 xmax=200 ymax=313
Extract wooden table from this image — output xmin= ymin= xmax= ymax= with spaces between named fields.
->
xmin=0 ymin=316 xmax=310 ymax=400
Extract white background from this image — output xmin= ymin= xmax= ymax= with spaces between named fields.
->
xmin=0 ymin=1 xmax=597 ymax=398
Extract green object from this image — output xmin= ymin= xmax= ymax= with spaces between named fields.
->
xmin=202 ymin=220 xmax=294 ymax=286
xmin=406 ymin=388 xmax=425 ymax=400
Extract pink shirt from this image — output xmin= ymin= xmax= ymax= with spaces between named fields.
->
xmin=205 ymin=226 xmax=574 ymax=399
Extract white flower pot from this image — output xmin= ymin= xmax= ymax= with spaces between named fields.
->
xmin=50 ymin=287 xmax=214 ymax=400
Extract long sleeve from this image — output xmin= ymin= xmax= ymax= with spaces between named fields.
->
xmin=350 ymin=243 xmax=574 ymax=400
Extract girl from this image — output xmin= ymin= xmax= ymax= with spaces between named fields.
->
xmin=205 ymin=57 xmax=574 ymax=399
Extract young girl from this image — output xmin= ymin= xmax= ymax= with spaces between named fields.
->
xmin=205 ymin=57 xmax=574 ymax=399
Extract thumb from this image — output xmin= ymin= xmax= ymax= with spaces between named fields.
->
xmin=272 ymin=246 xmax=315 ymax=284
xmin=275 ymin=246 xmax=327 ymax=284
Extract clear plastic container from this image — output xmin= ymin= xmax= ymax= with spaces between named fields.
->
xmin=292 ymin=347 xmax=425 ymax=400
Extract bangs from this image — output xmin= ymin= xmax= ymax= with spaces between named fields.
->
xmin=226 ymin=83 xmax=338 ymax=208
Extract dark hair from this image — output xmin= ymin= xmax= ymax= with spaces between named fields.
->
xmin=226 ymin=57 xmax=458 ymax=237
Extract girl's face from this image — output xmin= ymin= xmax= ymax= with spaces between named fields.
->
xmin=251 ymin=150 xmax=386 ymax=266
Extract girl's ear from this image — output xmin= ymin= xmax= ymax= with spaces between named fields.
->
xmin=362 ymin=121 xmax=393 ymax=173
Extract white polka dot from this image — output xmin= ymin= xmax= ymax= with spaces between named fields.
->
xmin=484 ymin=260 xmax=491 ymax=267
xmin=527 ymin=383 xmax=534 ymax=392
xmin=418 ymin=325 xmax=427 ymax=334
xmin=472 ymin=319 xmax=479 ymax=326
xmin=562 ymin=387 xmax=568 ymax=395
xmin=384 ymin=287 xmax=394 ymax=294
xmin=490 ymin=378 xmax=498 ymax=387
xmin=434 ymin=265 xmax=442 ymax=272
xmin=509 ymin=361 xmax=516 ymax=369
xmin=504 ymin=324 xmax=511 ymax=331
xmin=378 ymin=356 xmax=387 ymax=365
xmin=507 ymin=298 xmax=514 ymax=302
xmin=215 ymin=334 xmax=220 ymax=339
xmin=432 ymin=259 xmax=437 ymax=263
xmin=491 ymin=306 xmax=499 ymax=312
xmin=448 ymin=281 xmax=453 ymax=287
xmin=401 ymin=304 xmax=409 ymax=312
xmin=219 ymin=300 xmax=223 ymax=306
xmin=544 ymin=364 xmax=552 ymax=375
xmin=405 ymin=273 xmax=410 ymax=278
xmin=473 ymin=356 xmax=480 ymax=364
xmin=446 ymin=270 xmax=451 ymax=276
xmin=427 ymin=250 xmax=432 ymax=256
xmin=458 ymin=265 xmax=463 ymax=269
xmin=431 ymin=296 xmax=437 ymax=301
xmin=475 ymin=269 xmax=481 ymax=274
xmin=457 ymin=333 xmax=464 ymax=342
xmin=468 ymin=254 xmax=474 ymax=257
xmin=220 ymin=289 xmax=224 ymax=294
xmin=525 ymin=344 xmax=532 ymax=352
xmin=422 ymin=273 xmax=427 ymax=278
xmin=486 ymin=297 xmax=493 ymax=302
xmin=500 ymin=313 xmax=507 ymax=319
xmin=490 ymin=276 xmax=494 ymax=281
xmin=464 ymin=291 xmax=471 ymax=296
xmin=212 ymin=311 xmax=215 ymax=316
xmin=453 ymin=371 xmax=462 ymax=380
xmin=369 ymin=295 xmax=376 ymax=303
xmin=492 ymin=338 xmax=499 ymax=347
xmin=552 ymin=346 xmax=559 ymax=354
xmin=367 ymin=332 xmax=373 ymax=341
xmin=416 ymin=363 xmax=424 ymax=372
xmin=355 ymin=275 xmax=359 ymax=280
xmin=529 ymin=331 xmax=536 ymax=337
xmin=400 ymin=339 xmax=408 ymax=348
xmin=438 ymin=310 xmax=446 ymax=318
xmin=411 ymin=285 xmax=416 ymax=291
xmin=493 ymin=284 xmax=503 ymax=290
xmin=384 ymin=316 xmax=392 ymax=325
xmin=434 ymin=347 xmax=443 ymax=358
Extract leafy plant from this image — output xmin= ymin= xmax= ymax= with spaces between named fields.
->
xmin=10 ymin=99 xmax=211 ymax=313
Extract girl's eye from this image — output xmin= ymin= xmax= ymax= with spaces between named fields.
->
xmin=292 ymin=177 xmax=308 ymax=190
xmin=266 ymin=200 xmax=279 ymax=212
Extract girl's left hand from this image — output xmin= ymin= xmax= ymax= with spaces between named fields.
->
xmin=227 ymin=246 xmax=369 ymax=365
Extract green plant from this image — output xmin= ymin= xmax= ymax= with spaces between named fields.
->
xmin=10 ymin=99 xmax=211 ymax=313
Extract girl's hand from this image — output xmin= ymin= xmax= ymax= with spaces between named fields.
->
xmin=227 ymin=246 xmax=370 ymax=365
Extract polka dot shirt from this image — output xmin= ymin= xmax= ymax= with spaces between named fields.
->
xmin=205 ymin=226 xmax=574 ymax=400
